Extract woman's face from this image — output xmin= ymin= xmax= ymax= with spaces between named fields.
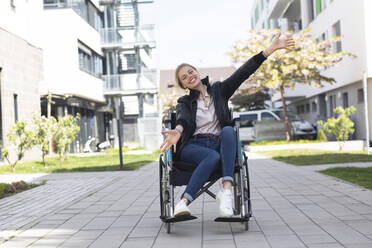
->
xmin=178 ymin=66 xmax=201 ymax=89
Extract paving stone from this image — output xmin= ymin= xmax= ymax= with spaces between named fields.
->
xmin=1 ymin=157 xmax=372 ymax=248
xmin=82 ymin=216 xmax=117 ymax=230
xmin=298 ymin=234 xmax=337 ymax=244
xmin=119 ymin=237 xmax=154 ymax=248
xmin=129 ymin=226 xmax=160 ymax=238
xmin=203 ymin=239 xmax=235 ymax=248
xmin=58 ymin=238 xmax=94 ymax=248
xmin=87 ymin=227 xmax=131 ymax=248
xmin=307 ymin=243 xmax=345 ymax=248
xmin=266 ymin=234 xmax=306 ymax=248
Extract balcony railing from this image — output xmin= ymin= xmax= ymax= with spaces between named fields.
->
xmin=44 ymin=0 xmax=103 ymax=31
xmin=103 ymin=68 xmax=157 ymax=94
xmin=101 ymin=25 xmax=156 ymax=49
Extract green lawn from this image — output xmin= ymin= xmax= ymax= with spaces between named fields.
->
xmin=320 ymin=167 xmax=372 ymax=190
xmin=0 ymin=150 xmax=160 ymax=174
xmin=258 ymin=149 xmax=372 ymax=166
xmin=250 ymin=140 xmax=322 ymax=146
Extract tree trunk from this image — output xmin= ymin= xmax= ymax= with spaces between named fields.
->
xmin=280 ymin=85 xmax=291 ymax=141
xmin=42 ymin=152 xmax=47 ymax=168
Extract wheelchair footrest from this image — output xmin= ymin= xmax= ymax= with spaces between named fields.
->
xmin=160 ymin=215 xmax=198 ymax=223
xmin=214 ymin=216 xmax=250 ymax=222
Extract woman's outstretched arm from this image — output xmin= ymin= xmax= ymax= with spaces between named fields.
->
xmin=222 ymin=32 xmax=294 ymax=99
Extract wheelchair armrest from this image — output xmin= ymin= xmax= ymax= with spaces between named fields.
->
xmin=233 ymin=117 xmax=240 ymax=127
xmin=163 ymin=119 xmax=172 ymax=124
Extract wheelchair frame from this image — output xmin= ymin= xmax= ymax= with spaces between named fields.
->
xmin=159 ymin=112 xmax=252 ymax=234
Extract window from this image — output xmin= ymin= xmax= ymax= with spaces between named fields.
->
xmin=315 ymin=0 xmax=322 ymax=15
xmin=306 ymin=103 xmax=310 ymax=113
xmin=261 ymin=112 xmax=276 ymax=120
xmin=14 ymin=94 xmax=18 ymax=122
xmin=297 ymin=105 xmax=305 ymax=114
xmin=329 ymin=94 xmax=335 ymax=116
xmin=332 ymin=20 xmax=342 ymax=52
xmin=255 ymin=5 xmax=259 ymax=23
xmin=309 ymin=0 xmax=315 ymax=22
xmin=342 ymin=92 xmax=349 ymax=108
xmin=240 ymin=114 xmax=258 ymax=128
xmin=357 ymin=88 xmax=364 ymax=103
xmin=79 ymin=49 xmax=92 ymax=72
xmin=312 ymin=101 xmax=317 ymax=112
xmin=78 ymin=41 xmax=103 ymax=77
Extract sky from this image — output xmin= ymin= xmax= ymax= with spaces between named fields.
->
xmin=139 ymin=0 xmax=255 ymax=70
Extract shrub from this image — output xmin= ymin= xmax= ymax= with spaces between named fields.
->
xmin=317 ymin=129 xmax=328 ymax=142
xmin=1 ymin=121 xmax=37 ymax=172
xmin=32 ymin=115 xmax=57 ymax=168
xmin=317 ymin=106 xmax=356 ymax=150
xmin=54 ymin=114 xmax=80 ymax=165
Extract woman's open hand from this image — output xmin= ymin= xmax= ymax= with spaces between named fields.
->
xmin=160 ymin=129 xmax=181 ymax=153
xmin=265 ymin=32 xmax=295 ymax=56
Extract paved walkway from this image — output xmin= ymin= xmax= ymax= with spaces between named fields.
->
xmin=0 ymin=153 xmax=372 ymax=247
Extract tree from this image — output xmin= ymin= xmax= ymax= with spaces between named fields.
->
xmin=2 ymin=121 xmax=36 ymax=172
xmin=159 ymin=88 xmax=185 ymax=118
xmin=230 ymin=90 xmax=270 ymax=111
xmin=32 ymin=115 xmax=57 ymax=168
xmin=317 ymin=106 xmax=356 ymax=151
xmin=228 ymin=28 xmax=355 ymax=140
xmin=54 ymin=114 xmax=80 ymax=165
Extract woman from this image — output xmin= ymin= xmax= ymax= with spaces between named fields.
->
xmin=160 ymin=33 xmax=294 ymax=217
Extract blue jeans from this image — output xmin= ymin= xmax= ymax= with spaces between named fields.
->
xmin=179 ymin=126 xmax=236 ymax=203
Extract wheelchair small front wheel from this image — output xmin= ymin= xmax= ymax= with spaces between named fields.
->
xmin=166 ymin=223 xmax=171 ymax=233
xmin=245 ymin=221 xmax=249 ymax=230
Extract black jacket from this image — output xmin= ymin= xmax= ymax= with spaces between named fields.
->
xmin=175 ymin=51 xmax=267 ymax=159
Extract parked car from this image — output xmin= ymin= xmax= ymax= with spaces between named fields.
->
xmin=233 ymin=109 xmax=317 ymax=143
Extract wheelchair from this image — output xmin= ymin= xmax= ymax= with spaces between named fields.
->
xmin=159 ymin=111 xmax=252 ymax=233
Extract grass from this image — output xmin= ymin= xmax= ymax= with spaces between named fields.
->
xmin=107 ymin=147 xmax=145 ymax=153
xmin=249 ymin=139 xmax=322 ymax=146
xmin=258 ymin=149 xmax=372 ymax=166
xmin=320 ymin=167 xmax=372 ymax=190
xmin=0 ymin=150 xmax=161 ymax=174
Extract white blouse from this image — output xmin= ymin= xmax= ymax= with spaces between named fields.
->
xmin=193 ymin=87 xmax=221 ymax=136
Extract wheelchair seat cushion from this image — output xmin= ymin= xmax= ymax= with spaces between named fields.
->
xmin=173 ymin=161 xmax=197 ymax=172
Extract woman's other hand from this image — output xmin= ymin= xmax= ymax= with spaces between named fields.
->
xmin=265 ymin=32 xmax=295 ymax=56
xmin=160 ymin=129 xmax=181 ymax=153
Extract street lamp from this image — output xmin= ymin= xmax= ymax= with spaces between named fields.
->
xmin=114 ymin=96 xmax=124 ymax=169
xmin=363 ymin=71 xmax=370 ymax=155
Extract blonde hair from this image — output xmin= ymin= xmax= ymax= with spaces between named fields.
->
xmin=175 ymin=63 xmax=198 ymax=89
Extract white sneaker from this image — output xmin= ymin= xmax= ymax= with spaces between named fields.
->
xmin=216 ymin=189 xmax=234 ymax=217
xmin=174 ymin=199 xmax=191 ymax=217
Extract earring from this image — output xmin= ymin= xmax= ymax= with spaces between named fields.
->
xmin=185 ymin=88 xmax=190 ymax=94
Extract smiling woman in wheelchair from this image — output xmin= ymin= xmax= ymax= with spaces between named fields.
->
xmin=160 ymin=33 xmax=294 ymax=218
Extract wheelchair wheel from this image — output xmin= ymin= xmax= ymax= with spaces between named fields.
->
xmin=243 ymin=153 xmax=252 ymax=218
xmin=159 ymin=155 xmax=170 ymax=218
